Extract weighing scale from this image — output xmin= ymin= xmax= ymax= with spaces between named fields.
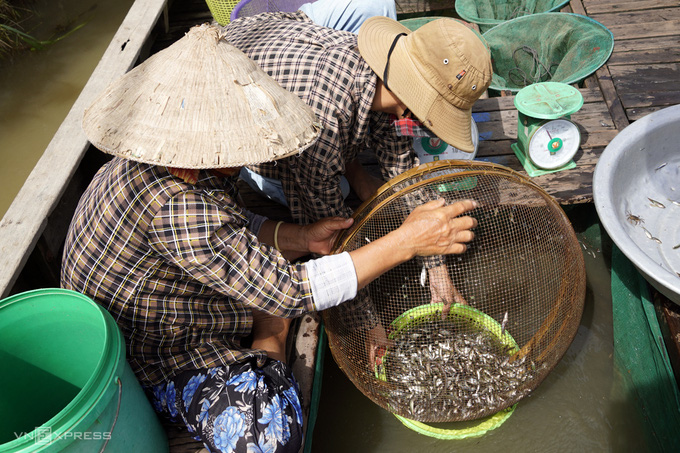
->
xmin=511 ymin=82 xmax=584 ymax=177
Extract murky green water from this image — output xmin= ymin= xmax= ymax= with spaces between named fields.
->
xmin=311 ymin=206 xmax=650 ymax=452
xmin=0 ymin=0 xmax=133 ymax=218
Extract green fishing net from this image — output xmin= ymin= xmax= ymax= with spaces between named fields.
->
xmin=455 ymin=0 xmax=570 ymax=33
xmin=482 ymin=12 xmax=613 ymax=92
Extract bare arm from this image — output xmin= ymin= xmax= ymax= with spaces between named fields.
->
xmin=258 ymin=217 xmax=354 ymax=260
xmin=349 ymin=199 xmax=477 ymax=289
xmin=257 ymin=199 xmax=477 ymax=293
xmin=345 ymin=158 xmax=385 ymax=202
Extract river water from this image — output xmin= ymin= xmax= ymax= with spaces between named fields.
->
xmin=0 ymin=0 xmax=133 ymax=218
xmin=312 ymin=205 xmax=651 ymax=453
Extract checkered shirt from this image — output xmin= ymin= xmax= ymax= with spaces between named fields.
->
xmin=225 ymin=12 xmax=415 ymax=224
xmin=61 ymin=157 xmax=315 ymax=386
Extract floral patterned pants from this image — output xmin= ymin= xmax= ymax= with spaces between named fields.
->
xmin=147 ymin=359 xmax=303 ymax=453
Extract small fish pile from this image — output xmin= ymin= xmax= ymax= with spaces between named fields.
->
xmin=381 ymin=318 xmax=537 ymax=421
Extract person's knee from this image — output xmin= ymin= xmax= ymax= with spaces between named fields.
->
xmin=252 ymin=310 xmax=291 ymax=341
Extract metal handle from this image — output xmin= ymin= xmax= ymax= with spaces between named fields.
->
xmin=99 ymin=377 xmax=122 ymax=453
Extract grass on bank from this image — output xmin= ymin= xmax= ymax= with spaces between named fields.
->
xmin=0 ymin=0 xmax=86 ymax=60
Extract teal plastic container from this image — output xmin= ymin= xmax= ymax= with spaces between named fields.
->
xmin=0 ymin=289 xmax=168 ymax=452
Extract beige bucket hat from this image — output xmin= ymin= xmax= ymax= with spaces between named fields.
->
xmin=82 ymin=24 xmax=320 ymax=169
xmin=358 ymin=17 xmax=492 ymax=152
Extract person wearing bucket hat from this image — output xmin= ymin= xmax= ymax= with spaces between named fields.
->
xmin=226 ymin=11 xmax=491 ymax=322
xmin=61 ymin=24 xmax=478 ymax=453
xmin=226 ymin=12 xmax=491 ymax=220
xmin=358 ymin=16 xmax=493 ymax=153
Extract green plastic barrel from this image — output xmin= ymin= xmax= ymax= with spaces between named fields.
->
xmin=0 ymin=289 xmax=168 ymax=452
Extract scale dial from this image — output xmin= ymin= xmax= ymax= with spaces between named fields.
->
xmin=527 ymin=119 xmax=581 ymax=169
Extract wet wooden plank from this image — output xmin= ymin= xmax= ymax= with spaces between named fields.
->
xmin=567 ymin=0 xmax=630 ymax=131
xmin=591 ymin=6 xmax=680 ymax=26
xmin=164 ymin=422 xmax=207 ymax=453
xmin=608 ymin=45 xmax=680 ymax=66
xmin=395 ymin=0 xmax=456 ymax=15
xmin=585 ymin=0 xmax=679 ymax=124
xmin=291 ymin=313 xmax=322 ymax=453
xmin=609 ymin=63 xmax=680 ymax=93
xmin=598 ymin=18 xmax=680 ymax=40
xmin=626 ymin=105 xmax=666 ymax=122
xmin=619 ymin=91 xmax=680 ymax=109
xmin=584 ymin=0 xmax=680 ymax=15
xmin=611 ymin=35 xmax=680 ymax=55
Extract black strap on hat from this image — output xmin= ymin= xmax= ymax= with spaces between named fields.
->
xmin=383 ymin=33 xmax=407 ymax=92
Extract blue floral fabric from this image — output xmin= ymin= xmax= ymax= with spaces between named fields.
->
xmin=147 ymin=359 xmax=303 ymax=453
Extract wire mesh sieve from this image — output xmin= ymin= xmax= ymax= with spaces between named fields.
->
xmin=323 ymin=160 xmax=586 ymax=422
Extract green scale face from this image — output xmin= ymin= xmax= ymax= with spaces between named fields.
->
xmin=511 ymin=82 xmax=584 ymax=177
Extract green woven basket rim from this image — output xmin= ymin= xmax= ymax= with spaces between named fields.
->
xmin=375 ymin=303 xmax=518 ymax=439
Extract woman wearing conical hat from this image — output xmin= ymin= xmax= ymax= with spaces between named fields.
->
xmin=61 ymin=25 xmax=477 ymax=453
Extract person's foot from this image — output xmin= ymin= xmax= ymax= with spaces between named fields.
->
xmin=251 ymin=309 xmax=291 ymax=363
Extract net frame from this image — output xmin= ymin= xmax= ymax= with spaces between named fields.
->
xmin=324 ymin=160 xmax=586 ymax=422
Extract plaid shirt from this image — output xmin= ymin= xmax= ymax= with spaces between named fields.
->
xmin=225 ymin=12 xmax=415 ymax=224
xmin=61 ymin=157 xmax=315 ymax=386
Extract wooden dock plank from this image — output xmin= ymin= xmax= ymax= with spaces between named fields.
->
xmin=598 ymin=19 xmax=680 ymax=40
xmin=610 ymin=35 xmax=680 ymax=54
xmin=395 ymin=0 xmax=456 ymax=15
xmin=608 ymin=46 xmax=680 ymax=66
xmin=620 ymin=91 xmax=680 ymax=109
xmin=584 ymin=0 xmax=679 ymax=124
xmin=584 ymin=0 xmax=679 ymax=15
xmin=626 ymin=105 xmax=666 ymax=122
xmin=566 ymin=0 xmax=631 ymax=131
xmin=609 ymin=63 xmax=680 ymax=94
xmin=590 ymin=6 xmax=680 ymax=26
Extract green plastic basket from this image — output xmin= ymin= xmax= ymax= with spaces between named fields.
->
xmin=375 ymin=303 xmax=518 ymax=439
xmin=206 ymin=0 xmax=239 ymax=25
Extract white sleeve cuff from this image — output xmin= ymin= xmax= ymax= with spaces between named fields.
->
xmin=305 ymin=252 xmax=358 ymax=311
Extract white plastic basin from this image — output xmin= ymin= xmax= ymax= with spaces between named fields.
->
xmin=593 ymin=104 xmax=680 ymax=304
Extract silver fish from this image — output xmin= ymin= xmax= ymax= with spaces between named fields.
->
xmin=648 ymin=198 xmax=666 ymax=208
xmin=500 ymin=311 xmax=509 ymax=338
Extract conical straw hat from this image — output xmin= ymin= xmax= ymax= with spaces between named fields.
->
xmin=82 ymin=23 xmax=321 ymax=169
